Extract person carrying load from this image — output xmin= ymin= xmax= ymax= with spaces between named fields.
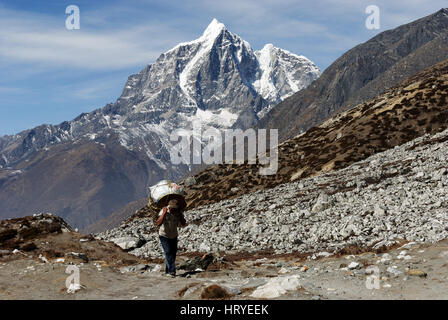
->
xmin=149 ymin=180 xmax=187 ymax=277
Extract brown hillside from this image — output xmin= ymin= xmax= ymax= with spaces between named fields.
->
xmin=257 ymin=8 xmax=448 ymax=141
xmin=179 ymin=58 xmax=448 ymax=209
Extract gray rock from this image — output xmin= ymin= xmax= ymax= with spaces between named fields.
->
xmin=199 ymin=242 xmax=211 ymax=252
xmin=386 ymin=266 xmax=403 ymax=277
xmin=184 ymin=176 xmax=197 ymax=187
xmin=374 ymin=204 xmax=386 ymax=216
xmin=348 ymin=262 xmax=360 ymax=270
xmin=65 ymin=252 xmax=89 ymax=263
xmin=312 ymin=193 xmax=331 ymax=212
xmin=120 ymin=264 xmax=150 ymax=273
xmin=110 ymin=237 xmax=146 ymax=251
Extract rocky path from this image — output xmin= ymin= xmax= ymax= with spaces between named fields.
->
xmin=1 ymin=239 xmax=448 ymax=300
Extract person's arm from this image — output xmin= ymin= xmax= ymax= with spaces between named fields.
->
xmin=156 ymin=208 xmax=167 ymax=226
xmin=179 ymin=212 xmax=187 ymax=227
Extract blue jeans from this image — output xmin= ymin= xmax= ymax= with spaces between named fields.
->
xmin=159 ymin=236 xmax=178 ymax=274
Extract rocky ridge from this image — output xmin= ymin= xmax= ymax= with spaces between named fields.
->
xmin=257 ymin=8 xmax=448 ymax=141
xmin=0 ymin=213 xmax=144 ymax=267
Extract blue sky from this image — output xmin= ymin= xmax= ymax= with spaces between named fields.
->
xmin=0 ymin=0 xmax=447 ymax=136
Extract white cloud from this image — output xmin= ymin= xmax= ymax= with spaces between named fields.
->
xmin=0 ymin=1 xmax=446 ymax=71
xmin=0 ymin=7 xmax=187 ymax=70
xmin=63 ymin=78 xmax=126 ymax=100
xmin=0 ymin=86 xmax=28 ymax=94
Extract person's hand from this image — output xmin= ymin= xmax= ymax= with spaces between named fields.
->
xmin=156 ymin=209 xmax=167 ymax=226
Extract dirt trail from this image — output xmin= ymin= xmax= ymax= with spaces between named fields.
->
xmin=1 ymin=239 xmax=448 ymax=300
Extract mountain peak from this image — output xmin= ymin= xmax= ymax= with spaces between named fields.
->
xmin=436 ymin=7 xmax=448 ymax=16
xmin=426 ymin=7 xmax=448 ymax=21
xmin=202 ymin=18 xmax=227 ymax=39
xmin=261 ymin=43 xmax=275 ymax=51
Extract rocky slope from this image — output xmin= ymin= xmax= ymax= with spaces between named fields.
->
xmin=0 ymin=213 xmax=144 ymax=267
xmin=98 ymin=125 xmax=448 ymax=258
xmin=91 ymin=56 xmax=448 ymax=233
xmin=0 ymin=19 xmax=319 ymax=229
xmin=114 ymin=57 xmax=448 ymax=224
xmin=257 ymin=8 xmax=448 ymax=141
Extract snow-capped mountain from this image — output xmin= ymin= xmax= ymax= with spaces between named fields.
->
xmin=0 ymin=19 xmax=320 ymax=229
xmin=0 ymin=19 xmax=320 ymax=170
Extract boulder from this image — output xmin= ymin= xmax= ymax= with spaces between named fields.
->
xmin=111 ymin=237 xmax=146 ymax=251
xmin=312 ymin=193 xmax=331 ymax=212
xmin=184 ymin=176 xmax=197 ymax=187
xmin=250 ymin=275 xmax=301 ymax=299
xmin=179 ymin=254 xmax=215 ymax=271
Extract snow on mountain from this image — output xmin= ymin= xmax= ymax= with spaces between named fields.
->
xmin=0 ymin=18 xmax=321 ymax=173
xmin=178 ymin=19 xmax=229 ymax=104
xmin=254 ymin=43 xmax=321 ymax=113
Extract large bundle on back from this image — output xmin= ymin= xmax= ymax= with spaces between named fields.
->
xmin=148 ymin=180 xmax=187 ymax=223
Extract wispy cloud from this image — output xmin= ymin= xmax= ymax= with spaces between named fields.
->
xmin=0 ymin=6 xmax=187 ymax=70
xmin=1 ymin=0 xmax=446 ymax=71
xmin=0 ymin=86 xmax=29 ymax=94
xmin=55 ymin=77 xmax=127 ymax=101
xmin=1 ymin=0 xmax=447 ymax=136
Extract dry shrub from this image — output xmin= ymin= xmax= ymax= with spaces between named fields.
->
xmin=200 ymin=284 xmax=231 ymax=300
